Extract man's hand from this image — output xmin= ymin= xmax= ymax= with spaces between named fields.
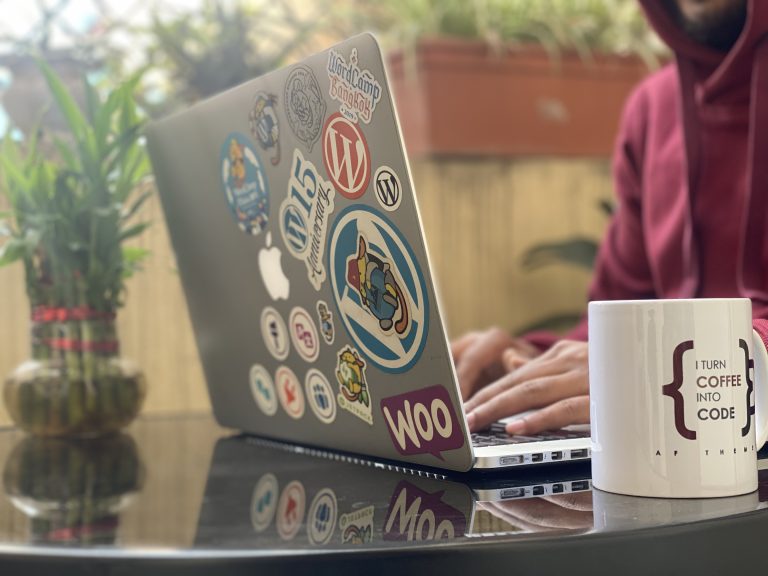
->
xmin=463 ymin=340 xmax=589 ymax=434
xmin=451 ymin=328 xmax=540 ymax=401
xmin=480 ymin=492 xmax=593 ymax=532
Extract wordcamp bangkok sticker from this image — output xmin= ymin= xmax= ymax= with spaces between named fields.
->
xmin=327 ymin=47 xmax=382 ymax=124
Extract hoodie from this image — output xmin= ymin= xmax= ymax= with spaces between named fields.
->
xmin=528 ymin=0 xmax=768 ymax=351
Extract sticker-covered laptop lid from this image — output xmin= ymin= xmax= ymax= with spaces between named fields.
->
xmin=146 ymin=33 xmax=473 ymax=471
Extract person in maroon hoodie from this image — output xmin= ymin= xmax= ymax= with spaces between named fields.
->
xmin=456 ymin=0 xmax=766 ymax=435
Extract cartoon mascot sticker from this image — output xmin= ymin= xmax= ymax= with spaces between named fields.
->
xmin=346 ymin=236 xmax=410 ymax=336
xmin=336 ymin=346 xmax=373 ymax=425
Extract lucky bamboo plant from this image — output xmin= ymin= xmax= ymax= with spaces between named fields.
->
xmin=0 ymin=60 xmax=150 ymax=436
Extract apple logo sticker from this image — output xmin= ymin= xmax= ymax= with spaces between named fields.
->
xmin=259 ymin=232 xmax=290 ymax=301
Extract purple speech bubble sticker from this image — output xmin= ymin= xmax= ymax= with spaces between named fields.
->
xmin=383 ymin=480 xmax=467 ymax=541
xmin=379 ymin=385 xmax=465 ymax=459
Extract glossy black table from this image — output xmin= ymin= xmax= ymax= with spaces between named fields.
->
xmin=0 ymin=415 xmax=767 ymax=575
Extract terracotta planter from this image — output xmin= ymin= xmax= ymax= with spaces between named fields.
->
xmin=388 ymin=38 xmax=653 ymax=157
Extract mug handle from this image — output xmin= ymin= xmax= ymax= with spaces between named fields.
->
xmin=751 ymin=330 xmax=768 ymax=448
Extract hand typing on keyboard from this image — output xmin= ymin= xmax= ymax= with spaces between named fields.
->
xmin=480 ymin=492 xmax=593 ymax=533
xmin=470 ymin=422 xmax=586 ymax=446
xmin=458 ymin=339 xmax=590 ymax=435
xmin=451 ymin=328 xmax=540 ymax=401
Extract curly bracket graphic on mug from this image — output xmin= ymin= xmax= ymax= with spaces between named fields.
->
xmin=662 ymin=339 xmax=755 ymax=440
xmin=739 ymin=339 xmax=756 ymax=437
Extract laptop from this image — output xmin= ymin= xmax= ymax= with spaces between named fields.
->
xmin=146 ymin=33 xmax=591 ymax=473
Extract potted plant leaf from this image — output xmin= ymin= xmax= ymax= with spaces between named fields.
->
xmin=0 ymin=60 xmax=150 ymax=437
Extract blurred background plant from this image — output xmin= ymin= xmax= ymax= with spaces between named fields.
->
xmin=0 ymin=0 xmax=334 ymax=130
xmin=515 ymin=198 xmax=614 ymax=334
xmin=0 ymin=61 xmax=150 ymax=318
xmin=335 ymin=0 xmax=668 ymax=68
xmin=137 ymin=0 xmax=331 ymax=115
xmin=0 ymin=0 xmax=664 ymax=130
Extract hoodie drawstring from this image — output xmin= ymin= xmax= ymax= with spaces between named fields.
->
xmin=676 ymin=56 xmax=702 ymax=298
xmin=739 ymin=38 xmax=768 ymax=304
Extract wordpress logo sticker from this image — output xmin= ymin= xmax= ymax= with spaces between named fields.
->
xmin=374 ymin=166 xmax=402 ymax=211
xmin=281 ymin=203 xmax=308 ymax=255
xmin=328 ymin=206 xmax=429 ymax=373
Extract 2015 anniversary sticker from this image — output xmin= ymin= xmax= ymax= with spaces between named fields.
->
xmin=279 ymin=149 xmax=336 ymax=290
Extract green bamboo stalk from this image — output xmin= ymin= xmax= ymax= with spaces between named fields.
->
xmin=78 ymin=283 xmax=96 ymax=385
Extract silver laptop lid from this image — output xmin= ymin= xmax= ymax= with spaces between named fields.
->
xmin=146 ymin=33 xmax=474 ymax=471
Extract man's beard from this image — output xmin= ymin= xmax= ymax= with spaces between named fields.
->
xmin=663 ymin=0 xmax=748 ymax=52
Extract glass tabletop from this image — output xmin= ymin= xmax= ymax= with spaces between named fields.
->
xmin=0 ymin=415 xmax=766 ymax=559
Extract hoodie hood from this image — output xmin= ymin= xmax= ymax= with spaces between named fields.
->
xmin=638 ymin=0 xmax=768 ymax=302
xmin=639 ymin=0 xmax=768 ymax=101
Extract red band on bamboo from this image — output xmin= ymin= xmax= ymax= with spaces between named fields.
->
xmin=46 ymin=517 xmax=119 ymax=541
xmin=31 ymin=306 xmax=116 ymax=323
xmin=45 ymin=338 xmax=119 ymax=353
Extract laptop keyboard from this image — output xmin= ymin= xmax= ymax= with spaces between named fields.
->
xmin=471 ymin=422 xmax=588 ymax=447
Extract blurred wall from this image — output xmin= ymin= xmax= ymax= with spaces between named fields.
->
xmin=0 ymin=157 xmax=610 ymax=426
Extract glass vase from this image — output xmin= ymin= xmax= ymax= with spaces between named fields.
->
xmin=3 ymin=307 xmax=146 ymax=437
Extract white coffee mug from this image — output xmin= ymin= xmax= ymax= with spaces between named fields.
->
xmin=588 ymin=298 xmax=768 ymax=498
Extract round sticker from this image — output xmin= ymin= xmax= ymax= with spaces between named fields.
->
xmin=322 ymin=113 xmax=371 ymax=200
xmin=249 ymin=364 xmax=277 ymax=416
xmin=261 ymin=307 xmax=290 ymax=361
xmin=276 ymin=480 xmax=306 ymax=541
xmin=328 ymin=205 xmax=429 ymax=373
xmin=307 ymin=488 xmax=337 ymax=546
xmin=276 ymin=365 xmax=305 ymax=419
xmin=373 ymin=166 xmax=402 ymax=211
xmin=284 ymin=65 xmax=326 ymax=152
xmin=305 ymin=369 xmax=336 ymax=424
xmin=289 ymin=307 xmax=320 ymax=363
xmin=220 ymin=132 xmax=270 ymax=235
xmin=251 ymin=473 xmax=279 ymax=532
